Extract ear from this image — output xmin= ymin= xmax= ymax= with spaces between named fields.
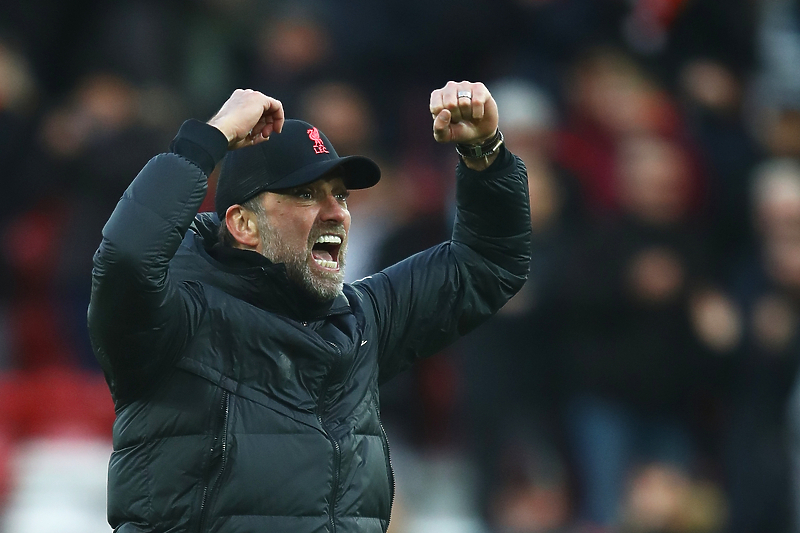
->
xmin=224 ymin=205 xmax=260 ymax=249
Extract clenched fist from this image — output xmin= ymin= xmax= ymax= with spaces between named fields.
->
xmin=208 ymin=89 xmax=285 ymax=150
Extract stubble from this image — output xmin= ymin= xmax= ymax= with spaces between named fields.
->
xmin=255 ymin=213 xmax=347 ymax=302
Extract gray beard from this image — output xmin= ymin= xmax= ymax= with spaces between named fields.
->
xmin=256 ymin=215 xmax=347 ymax=302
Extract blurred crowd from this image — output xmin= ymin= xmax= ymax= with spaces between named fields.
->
xmin=1 ymin=0 xmax=800 ymax=532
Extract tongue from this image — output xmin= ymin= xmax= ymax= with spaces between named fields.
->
xmin=312 ymin=249 xmax=333 ymax=262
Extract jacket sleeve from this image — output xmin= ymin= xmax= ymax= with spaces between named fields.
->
xmin=87 ymin=120 xmax=228 ymax=398
xmin=354 ymin=145 xmax=532 ymax=384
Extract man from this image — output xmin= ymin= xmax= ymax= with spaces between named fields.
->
xmin=88 ymin=81 xmax=531 ymax=533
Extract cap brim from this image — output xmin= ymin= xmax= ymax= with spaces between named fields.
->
xmin=262 ymin=155 xmax=381 ymax=192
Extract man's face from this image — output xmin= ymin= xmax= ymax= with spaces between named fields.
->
xmin=254 ymin=174 xmax=351 ymax=301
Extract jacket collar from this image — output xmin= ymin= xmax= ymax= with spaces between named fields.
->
xmin=173 ymin=213 xmax=352 ymax=321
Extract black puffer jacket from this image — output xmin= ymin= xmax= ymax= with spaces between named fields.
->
xmin=88 ymin=120 xmax=531 ymax=533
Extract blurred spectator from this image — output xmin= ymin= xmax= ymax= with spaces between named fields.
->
xmin=0 ymin=36 xmax=41 ymax=238
xmin=78 ymin=1 xmax=182 ymax=86
xmin=244 ymin=6 xmax=339 ymax=114
xmin=722 ymin=158 xmax=800 ymax=533
xmin=618 ymin=462 xmax=728 ymax=533
xmin=678 ymin=58 xmax=763 ymax=273
xmin=493 ymin=0 xmax=628 ymax=92
xmin=660 ymin=0 xmax=757 ymax=82
xmin=299 ymin=81 xmax=382 ymax=157
xmin=558 ymin=133 xmax=713 ymax=530
xmin=555 ymin=47 xmax=691 ymax=217
xmin=0 ymin=37 xmax=41 ymax=372
xmin=12 ymin=73 xmax=173 ymax=369
xmin=0 ymin=37 xmax=39 ymax=166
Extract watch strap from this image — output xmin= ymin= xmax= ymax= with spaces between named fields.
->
xmin=455 ymin=129 xmax=504 ymax=159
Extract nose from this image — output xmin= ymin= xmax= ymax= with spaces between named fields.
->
xmin=318 ymin=193 xmax=348 ymax=224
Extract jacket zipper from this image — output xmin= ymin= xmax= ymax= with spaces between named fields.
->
xmin=378 ymin=417 xmax=396 ymax=531
xmin=318 ymin=341 xmax=342 ymax=533
xmin=197 ymin=390 xmax=230 ymax=533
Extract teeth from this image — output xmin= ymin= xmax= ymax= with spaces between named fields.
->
xmin=315 ymin=234 xmax=342 ymax=244
xmin=314 ymin=258 xmax=338 ymax=269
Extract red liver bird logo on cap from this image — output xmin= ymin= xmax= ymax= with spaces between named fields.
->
xmin=307 ymin=127 xmax=329 ymax=154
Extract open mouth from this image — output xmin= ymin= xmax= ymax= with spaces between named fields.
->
xmin=311 ymin=234 xmax=342 ymax=271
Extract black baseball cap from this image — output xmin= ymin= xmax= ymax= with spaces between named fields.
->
xmin=215 ymin=119 xmax=381 ymax=217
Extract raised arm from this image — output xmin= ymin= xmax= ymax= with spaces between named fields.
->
xmin=87 ymin=90 xmax=283 ymax=398
xmin=355 ymin=81 xmax=532 ymax=383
